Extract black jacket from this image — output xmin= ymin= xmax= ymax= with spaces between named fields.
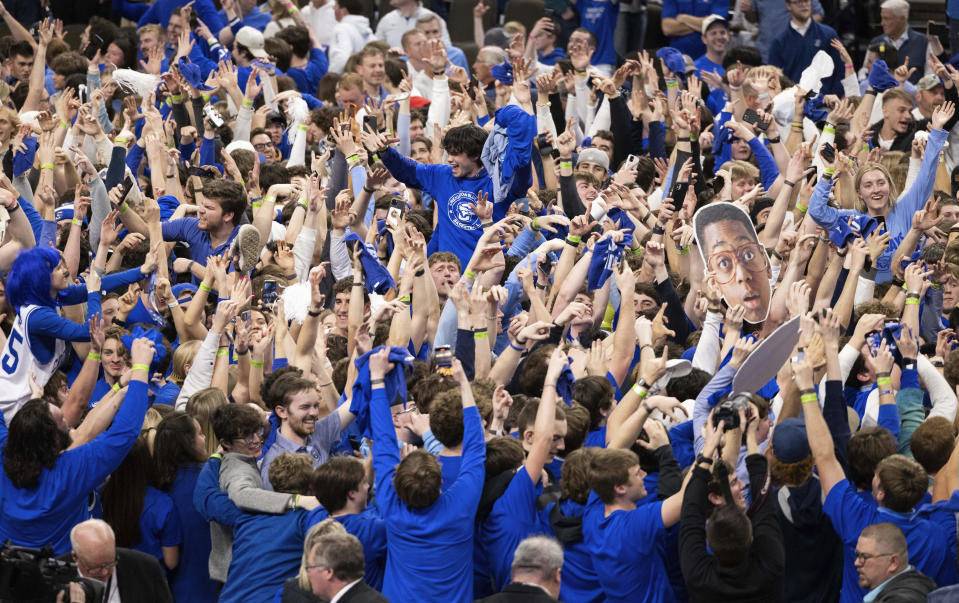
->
xmin=474 ymin=582 xmax=559 ymax=603
xmin=869 ymin=568 xmax=937 ymax=603
xmin=337 ymin=580 xmax=390 ymax=603
xmin=679 ymin=454 xmax=785 ymax=603
xmin=115 ymin=548 xmax=174 ymax=603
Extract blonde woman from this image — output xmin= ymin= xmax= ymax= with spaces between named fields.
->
xmin=185 ymin=387 xmax=228 ymax=457
xmin=155 ymin=340 xmax=201 ymax=407
xmin=808 ymin=102 xmax=954 ymax=283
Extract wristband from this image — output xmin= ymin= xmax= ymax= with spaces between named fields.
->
xmin=844 ymin=64 xmax=854 ymax=70
xmin=795 ymin=203 xmax=807 ymax=213
xmin=88 ymin=352 xmax=101 ymax=361
xmin=464 ymin=269 xmax=476 ymax=279
xmin=566 ymin=234 xmax=581 ymax=244
xmin=632 ymin=383 xmax=648 ymax=399
xmin=252 ymin=202 xmax=262 ymax=209
xmin=878 ymin=389 xmax=893 ymax=396
xmin=783 ymin=179 xmax=795 ymax=187
xmin=170 ymin=94 xmax=182 ymax=102
xmin=117 ymin=202 xmax=128 ymax=213
xmin=933 ymin=360 xmax=945 ymax=368
xmin=290 ymin=494 xmax=300 ymax=510
xmin=216 ymin=349 xmax=228 ymax=357
xmin=59 ymin=121 xmax=69 ymax=129
xmin=72 ymin=218 xmax=82 ymax=226
xmin=769 ymin=249 xmax=783 ymax=261
xmin=481 ymin=221 xmax=493 ymax=229
xmin=800 ymin=393 xmax=818 ymax=404
xmin=823 ymin=124 xmax=836 ymax=135
xmin=791 ymin=121 xmax=803 ymax=128
xmin=824 ymin=167 xmax=836 ymax=176
xmin=112 ymin=383 xmax=121 ymax=392
xmin=766 ymin=136 xmax=781 ymax=144
xmin=474 ymin=330 xmax=489 ymax=339
xmin=633 ymin=246 xmax=644 ymax=255
xmin=531 ymin=217 xmax=540 ymax=231
xmin=371 ymin=378 xmax=385 ymax=385
xmin=876 ymin=377 xmax=893 ymax=387
xmin=199 ymin=283 xmax=213 ymax=293
xmin=167 ymin=299 xmax=179 ymax=307
xmin=696 ymin=454 xmax=714 ymax=466
xmin=665 ymin=81 xmax=679 ymax=88
xmin=308 ymin=308 xmax=322 ymax=317
xmin=346 ymin=153 xmax=359 ymax=163
xmin=40 ymin=163 xmax=55 ymax=170
xmin=131 ymin=363 xmax=150 ymax=372
xmin=652 ymin=225 xmax=665 ymax=235
xmin=906 ymin=292 xmax=920 ymax=299
xmin=799 ymin=388 xmax=816 ymax=396
xmin=250 ymin=360 xmax=265 ymax=367
xmin=264 ymin=195 xmax=276 ymax=205
xmin=904 ymin=298 xmax=920 ymax=305
xmin=678 ymin=247 xmax=689 ymax=255
xmin=398 ymin=295 xmax=411 ymax=303
xmin=560 ymin=161 xmax=573 ymax=169
xmin=353 ymin=282 xmax=364 ymax=287
xmin=565 ymin=237 xmax=581 ymax=247
xmin=508 ymin=338 xmax=525 ymax=352
xmin=298 ymin=198 xmax=308 ymax=208
xmin=363 ymin=186 xmax=375 ymax=194
xmin=242 ymin=99 xmax=253 ymax=107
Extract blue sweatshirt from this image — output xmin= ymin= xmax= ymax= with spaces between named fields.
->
xmin=372 ymin=387 xmax=485 ymax=603
xmin=808 ymin=127 xmax=948 ymax=283
xmin=0 ymin=381 xmax=150 ymax=554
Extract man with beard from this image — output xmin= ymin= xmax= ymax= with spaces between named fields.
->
xmin=259 ymin=374 xmax=357 ymax=489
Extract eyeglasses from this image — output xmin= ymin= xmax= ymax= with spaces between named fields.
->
xmin=253 ymin=141 xmax=275 ymax=151
xmin=854 ymin=551 xmax=894 ymax=563
xmin=78 ymin=554 xmax=119 ymax=575
xmin=235 ymin=427 xmax=267 ymax=448
xmin=707 ymin=243 xmax=769 ymax=284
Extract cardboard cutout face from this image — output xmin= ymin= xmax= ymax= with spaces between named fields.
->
xmin=694 ymin=203 xmax=772 ymax=324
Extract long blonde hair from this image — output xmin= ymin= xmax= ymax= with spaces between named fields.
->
xmin=853 ymin=162 xmax=901 ymax=215
xmin=185 ymin=388 xmax=228 ymax=456
xmin=169 ymin=340 xmax=201 ymax=387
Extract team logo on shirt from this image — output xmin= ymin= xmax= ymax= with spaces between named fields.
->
xmin=448 ymin=191 xmax=480 ymax=230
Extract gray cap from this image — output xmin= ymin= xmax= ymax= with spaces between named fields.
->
xmin=577 ymin=147 xmax=610 ymax=170
xmin=917 ymin=75 xmax=943 ymax=92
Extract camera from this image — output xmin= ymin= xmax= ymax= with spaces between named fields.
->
xmin=0 ymin=543 xmax=106 ymax=603
xmin=711 ymin=393 xmax=752 ymax=431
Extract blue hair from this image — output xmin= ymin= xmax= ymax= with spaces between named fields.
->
xmin=6 ymin=246 xmax=61 ymax=311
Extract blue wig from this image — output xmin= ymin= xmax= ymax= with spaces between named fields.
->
xmin=7 ymin=246 xmax=61 ymax=311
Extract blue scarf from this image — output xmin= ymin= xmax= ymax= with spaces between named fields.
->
xmin=802 ymin=93 xmax=828 ymax=123
xmin=587 ymin=233 xmax=633 ymax=291
xmin=121 ymin=324 xmax=167 ymax=373
xmin=349 ymin=346 xmax=415 ymax=438
xmin=868 ymin=60 xmax=898 ymax=92
xmin=656 ymin=47 xmax=687 ymax=83
xmin=344 ymin=232 xmax=395 ymax=294
xmin=555 ymin=362 xmax=575 ymax=406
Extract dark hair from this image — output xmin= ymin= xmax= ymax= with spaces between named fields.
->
xmin=876 ymin=455 xmax=929 ymax=512
xmin=571 ymin=376 xmax=614 ymax=429
xmin=3 ymin=399 xmax=70 ymax=489
xmin=589 ymin=448 xmax=638 ymax=504
xmin=212 ymin=404 xmax=263 ymax=443
xmin=276 ymin=26 xmax=311 ymax=58
xmin=264 ymin=38 xmax=292 ymax=73
xmin=338 ymin=0 xmax=363 ymax=14
xmin=563 ymin=404 xmax=591 ymax=453
xmin=269 ymin=452 xmax=314 ymax=494
xmin=560 ymin=447 xmax=595 ymax=504
xmin=442 ymin=125 xmax=488 ymax=160
xmin=706 ymin=466 xmax=754 ymax=565
xmin=49 ymin=51 xmax=88 ymax=77
xmin=101 ymin=438 xmax=153 ymax=548
xmin=267 ymin=375 xmax=316 ymax=414
xmin=8 ymin=41 xmax=33 ymax=60
xmin=203 ymin=180 xmax=248 ymax=227
xmin=429 ymin=389 xmax=464 ymax=447
xmin=313 ymin=457 xmax=366 ymax=513
xmin=393 ymin=449 xmax=442 ymax=508
xmin=847 ymin=427 xmax=898 ymax=490
xmin=571 ymin=27 xmax=597 ymax=49
xmin=258 ymin=163 xmax=289 ymax=193
xmin=722 ymin=46 xmax=762 ymax=70
xmin=153 ymin=412 xmax=206 ymax=490
xmin=485 ymin=436 xmax=525 ymax=477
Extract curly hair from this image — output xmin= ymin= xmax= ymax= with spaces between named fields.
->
xmin=3 ymin=399 xmax=70 ymax=489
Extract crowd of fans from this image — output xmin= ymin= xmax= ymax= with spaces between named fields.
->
xmin=0 ymin=0 xmax=958 ymax=601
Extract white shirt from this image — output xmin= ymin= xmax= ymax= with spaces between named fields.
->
xmin=790 ymin=18 xmax=812 ymax=37
xmin=889 ymin=30 xmax=909 ymax=50
xmin=330 ymin=579 xmax=363 ymax=603
xmin=301 ymin=1 xmax=336 ymax=47
xmin=374 ymin=5 xmax=451 ymax=48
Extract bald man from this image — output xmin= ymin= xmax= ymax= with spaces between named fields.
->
xmin=69 ymin=519 xmax=173 ymax=603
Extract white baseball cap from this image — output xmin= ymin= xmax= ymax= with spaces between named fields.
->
xmin=235 ymin=26 xmax=268 ymax=59
xmin=701 ymin=15 xmax=729 ymax=35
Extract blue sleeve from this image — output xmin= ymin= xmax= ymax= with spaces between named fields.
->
xmin=18 ymin=196 xmax=44 ymax=246
xmin=748 ymin=137 xmax=780 ymax=189
xmin=495 ymin=105 xmax=537 ymax=202
xmin=161 ymin=218 xmax=192 ymax=243
xmin=808 ymin=177 xmax=842 ymax=231
xmin=822 ymin=478 xmax=876 ymax=545
xmin=26 ymin=304 xmax=94 ymax=343
xmin=446 ymin=406 xmax=484 ymax=504
xmin=308 ymin=48 xmax=329 ymax=82
xmin=302 ymin=94 xmax=323 ymax=109
xmin=693 ymin=363 xmax=736 ymax=454
xmin=192 ymin=456 xmax=244 ymax=526
xmin=876 ymin=403 xmax=900 ymax=439
xmin=888 ymin=128 xmax=949 ymax=236
xmin=126 ymin=143 xmax=145 ymax=174
xmin=57 ymin=267 xmax=144 ymax=305
xmin=661 ymin=0 xmax=678 ymax=19
xmin=38 ymin=221 xmax=57 ymax=249
xmin=647 ymin=121 xmax=667 ymax=160
xmin=900 ymin=367 xmax=920 ymax=390
xmin=135 ymin=1 xmax=157 ymax=25
xmin=199 ymin=138 xmax=216 ymax=167
xmin=67 ymin=381 xmax=151 ymax=493
xmin=371 ymin=387 xmax=401 ymax=512
xmin=380 ymin=147 xmax=427 ymax=191
xmin=194 ymin=0 xmax=226 ymax=32
xmin=117 ymin=0 xmax=148 ymax=22
xmin=179 ymin=140 xmax=197 ymax=163
xmin=13 ymin=138 xmax=37 ymax=178
xmin=421 ymin=430 xmax=444 ymax=454
xmin=505 ymin=228 xmax=541 ymax=257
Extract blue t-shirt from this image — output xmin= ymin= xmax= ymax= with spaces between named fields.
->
xmin=166 ymin=464 xmax=219 ymax=603
xmin=538 ymin=47 xmax=567 ymax=66
xmin=823 ymin=478 xmax=950 ymax=603
xmin=541 ymin=499 xmax=605 ymax=603
xmin=218 ymin=5 xmax=271 ymax=31
xmin=480 ymin=466 xmax=543 ymax=591
xmin=161 ymin=218 xmax=240 ymax=268
xmin=661 ymin=0 xmax=729 ymax=58
xmin=694 ymin=55 xmax=724 ymax=79
xmin=285 ymin=48 xmax=329 ymax=95
xmin=307 ymin=507 xmax=388 ymax=590
xmin=131 ymin=486 xmax=182 ymax=566
xmin=576 ymin=0 xmax=619 ymax=66
xmin=584 ymin=426 xmax=607 ymax=448
xmin=583 ymin=491 xmax=675 ymax=603
xmin=439 ymin=454 xmax=462 ymax=493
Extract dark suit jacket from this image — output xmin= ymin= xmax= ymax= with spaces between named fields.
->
xmin=337 ymin=580 xmax=390 ymax=603
xmin=115 ymin=548 xmax=173 ymax=603
xmin=474 ymin=582 xmax=559 ymax=603
xmin=870 ymin=28 xmax=928 ymax=85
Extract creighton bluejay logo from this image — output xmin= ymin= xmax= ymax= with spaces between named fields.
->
xmin=448 ymin=191 xmax=480 ymax=230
